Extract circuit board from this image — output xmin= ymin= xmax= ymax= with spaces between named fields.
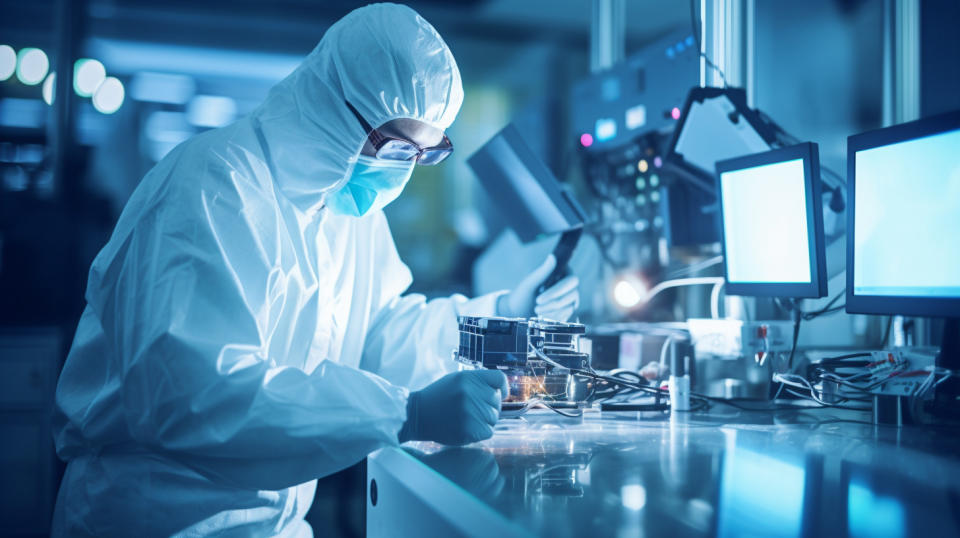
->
xmin=455 ymin=316 xmax=591 ymax=403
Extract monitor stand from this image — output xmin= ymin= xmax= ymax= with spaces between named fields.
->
xmin=933 ymin=318 xmax=960 ymax=414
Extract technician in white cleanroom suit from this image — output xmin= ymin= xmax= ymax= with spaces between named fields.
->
xmin=51 ymin=3 xmax=579 ymax=537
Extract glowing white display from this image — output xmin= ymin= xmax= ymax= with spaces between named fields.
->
xmin=720 ymin=158 xmax=812 ymax=284
xmin=853 ymin=129 xmax=960 ymax=298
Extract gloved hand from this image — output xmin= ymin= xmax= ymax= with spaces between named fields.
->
xmin=498 ymin=255 xmax=580 ymax=321
xmin=398 ymin=370 xmax=508 ymax=446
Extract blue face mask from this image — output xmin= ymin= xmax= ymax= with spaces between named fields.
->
xmin=324 ymin=155 xmax=415 ymax=217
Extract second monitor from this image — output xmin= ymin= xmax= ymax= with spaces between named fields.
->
xmin=715 ymin=142 xmax=828 ymax=298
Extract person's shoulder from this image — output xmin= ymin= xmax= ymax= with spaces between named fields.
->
xmin=107 ymin=120 xmax=278 ymax=246
xmin=173 ymin=120 xmax=274 ymax=201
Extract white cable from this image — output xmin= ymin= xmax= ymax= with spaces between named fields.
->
xmin=657 ymin=334 xmax=673 ymax=372
xmin=773 ymin=373 xmax=833 ymax=406
xmin=638 ymin=276 xmax=726 ymax=318
xmin=644 ymin=277 xmax=726 ymax=302
xmin=529 ymin=343 xmax=569 ymax=372
xmin=666 ymin=255 xmax=723 ymax=279
xmin=710 ymin=281 xmax=724 ymax=319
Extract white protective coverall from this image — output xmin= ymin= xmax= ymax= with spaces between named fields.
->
xmin=51 ymin=4 xmax=502 ymax=536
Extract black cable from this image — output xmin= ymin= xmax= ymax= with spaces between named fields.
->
xmin=799 ymin=289 xmax=846 ymax=320
xmin=583 ymin=366 xmax=870 ymax=413
xmin=689 ymin=0 xmax=727 ymax=87
xmin=702 ymin=395 xmax=866 ymax=412
xmin=819 ymin=352 xmax=873 ymax=362
xmin=803 ymin=305 xmax=846 ymax=320
xmin=881 ymin=316 xmax=893 ymax=347
xmin=787 ymin=306 xmax=802 ymax=369
xmin=813 ymin=363 xmax=872 ymax=377
xmin=777 ymin=291 xmax=845 ymax=321
xmin=540 ymin=401 xmax=583 ymax=418
xmin=781 ymin=387 xmax=872 ymax=411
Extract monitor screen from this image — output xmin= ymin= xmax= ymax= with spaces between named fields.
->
xmin=846 ymin=111 xmax=960 ymax=317
xmin=715 ymin=143 xmax=827 ymax=298
xmin=852 ymin=129 xmax=960 ymax=298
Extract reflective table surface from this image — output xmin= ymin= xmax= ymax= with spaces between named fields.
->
xmin=396 ymin=405 xmax=960 ymax=537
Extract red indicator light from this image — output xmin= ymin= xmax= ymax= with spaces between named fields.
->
xmin=580 ymin=133 xmax=594 ymax=147
xmin=670 ymin=107 xmax=681 ymax=120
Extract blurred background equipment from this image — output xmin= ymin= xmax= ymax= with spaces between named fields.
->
xmin=467 ymin=123 xmax=587 ymax=296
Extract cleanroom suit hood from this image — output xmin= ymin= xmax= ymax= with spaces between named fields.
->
xmin=51 ymin=4 xmax=498 ymax=536
xmin=255 ymin=2 xmax=463 ymax=214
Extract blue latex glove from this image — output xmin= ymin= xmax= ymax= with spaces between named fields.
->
xmin=399 ymin=370 xmax=508 ymax=446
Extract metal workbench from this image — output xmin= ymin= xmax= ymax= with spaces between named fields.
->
xmin=366 ymin=405 xmax=960 ymax=537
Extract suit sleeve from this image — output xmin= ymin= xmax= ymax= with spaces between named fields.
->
xmin=86 ymin=182 xmax=409 ymax=490
xmin=358 ymin=212 xmax=505 ymax=391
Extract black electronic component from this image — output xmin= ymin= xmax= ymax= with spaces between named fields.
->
xmin=570 ymin=28 xmax=712 ymax=250
xmin=455 ymin=316 xmax=591 ymax=403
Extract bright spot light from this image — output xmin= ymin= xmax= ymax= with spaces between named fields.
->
xmin=671 ymin=107 xmax=682 ymax=121
xmin=613 ymin=279 xmax=644 ymax=309
xmin=622 ymin=484 xmax=647 ymax=511
xmin=595 ymin=118 xmax=617 ymax=141
xmin=92 ymin=76 xmax=124 ymax=114
xmin=0 ymin=45 xmax=16 ymax=81
xmin=74 ymin=58 xmax=106 ymax=97
xmin=653 ymin=156 xmax=663 ymax=168
xmin=580 ymin=133 xmax=594 ymax=147
xmin=625 ymin=104 xmax=646 ymax=130
xmin=638 ymin=159 xmax=649 ymax=173
xmin=42 ymin=72 xmax=56 ymax=105
xmin=16 ymin=48 xmax=49 ymax=86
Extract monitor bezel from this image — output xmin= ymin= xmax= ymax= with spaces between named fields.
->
xmin=715 ymin=142 xmax=828 ymax=298
xmin=846 ymin=110 xmax=960 ymax=317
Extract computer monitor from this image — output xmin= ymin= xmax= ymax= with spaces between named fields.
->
xmin=715 ymin=142 xmax=828 ymax=298
xmin=846 ymin=110 xmax=960 ymax=318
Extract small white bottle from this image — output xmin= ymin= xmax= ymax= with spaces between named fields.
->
xmin=669 ymin=353 xmax=691 ymax=412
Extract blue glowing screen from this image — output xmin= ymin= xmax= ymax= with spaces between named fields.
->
xmin=853 ymin=128 xmax=960 ymax=298
xmin=720 ymin=158 xmax=812 ymax=284
xmin=718 ymin=447 xmax=807 ymax=537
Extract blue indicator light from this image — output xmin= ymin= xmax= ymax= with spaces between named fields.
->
xmin=595 ymin=118 xmax=617 ymax=142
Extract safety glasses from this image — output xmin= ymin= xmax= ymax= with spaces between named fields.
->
xmin=345 ymin=100 xmax=454 ymax=165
